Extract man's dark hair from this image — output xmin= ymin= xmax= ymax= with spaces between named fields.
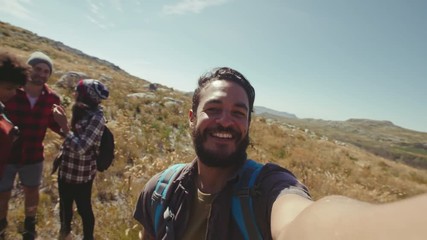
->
xmin=0 ymin=51 xmax=30 ymax=86
xmin=192 ymin=67 xmax=255 ymax=121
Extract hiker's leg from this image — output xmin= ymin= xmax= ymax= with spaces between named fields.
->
xmin=0 ymin=164 xmax=18 ymax=219
xmin=0 ymin=164 xmax=18 ymax=238
xmin=58 ymin=178 xmax=74 ymax=236
xmin=23 ymin=186 xmax=39 ymax=217
xmin=20 ymin=162 xmax=43 ymax=217
xmin=0 ymin=217 xmax=8 ymax=239
xmin=22 ymin=187 xmax=39 ymax=240
xmin=75 ymin=179 xmax=94 ymax=240
xmin=0 ymin=191 xmax=11 ymax=223
xmin=20 ymin=163 xmax=43 ymax=240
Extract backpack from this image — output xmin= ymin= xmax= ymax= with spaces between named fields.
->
xmin=96 ymin=125 xmax=115 ymax=172
xmin=151 ymin=160 xmax=263 ymax=240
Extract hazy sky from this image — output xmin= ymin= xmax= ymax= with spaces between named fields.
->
xmin=1 ymin=0 xmax=426 ymax=132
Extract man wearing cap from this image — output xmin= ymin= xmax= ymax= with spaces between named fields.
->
xmin=0 ymin=51 xmax=63 ymax=240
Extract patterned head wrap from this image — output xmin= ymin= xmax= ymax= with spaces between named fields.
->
xmin=75 ymin=79 xmax=109 ymax=106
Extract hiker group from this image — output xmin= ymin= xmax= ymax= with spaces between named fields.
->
xmin=0 ymin=50 xmax=111 ymax=240
xmin=1 ymin=50 xmax=427 ymax=240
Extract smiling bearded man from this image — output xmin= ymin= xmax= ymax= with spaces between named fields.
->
xmin=133 ymin=67 xmax=311 ymax=240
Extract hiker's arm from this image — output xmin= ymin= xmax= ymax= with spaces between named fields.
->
xmin=53 ymin=104 xmax=69 ymax=135
xmin=134 ymin=173 xmax=162 ymax=240
xmin=64 ymin=114 xmax=104 ymax=154
xmin=48 ymin=98 xmax=63 ymax=135
xmin=271 ymin=193 xmax=427 ymax=240
xmin=270 ymin=193 xmax=313 ymax=238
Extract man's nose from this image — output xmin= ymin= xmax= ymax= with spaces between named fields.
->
xmin=216 ymin=111 xmax=233 ymax=127
xmin=40 ymin=71 xmax=50 ymax=78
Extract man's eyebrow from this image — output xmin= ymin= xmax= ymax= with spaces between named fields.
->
xmin=205 ymin=99 xmax=248 ymax=111
xmin=206 ymin=99 xmax=249 ymax=111
xmin=205 ymin=99 xmax=222 ymax=105
xmin=235 ymin=102 xmax=249 ymax=111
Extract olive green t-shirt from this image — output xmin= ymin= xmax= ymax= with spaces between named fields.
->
xmin=181 ymin=189 xmax=215 ymax=240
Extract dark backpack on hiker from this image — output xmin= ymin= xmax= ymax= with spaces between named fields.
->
xmin=96 ymin=125 xmax=115 ymax=172
xmin=151 ymin=159 xmax=264 ymax=240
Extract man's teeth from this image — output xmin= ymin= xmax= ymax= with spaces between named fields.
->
xmin=212 ymin=132 xmax=232 ymax=139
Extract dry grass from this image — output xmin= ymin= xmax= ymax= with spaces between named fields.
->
xmin=249 ymin=118 xmax=427 ymax=202
xmin=1 ymin=21 xmax=427 ymax=239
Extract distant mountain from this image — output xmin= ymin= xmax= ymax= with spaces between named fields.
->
xmin=254 ymin=106 xmax=297 ymax=119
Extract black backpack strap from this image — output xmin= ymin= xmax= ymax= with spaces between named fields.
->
xmin=232 ymin=159 xmax=264 ymax=240
xmin=151 ymin=163 xmax=186 ymax=237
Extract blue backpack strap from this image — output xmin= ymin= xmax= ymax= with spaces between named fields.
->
xmin=151 ymin=163 xmax=186 ymax=236
xmin=232 ymin=159 xmax=264 ymax=240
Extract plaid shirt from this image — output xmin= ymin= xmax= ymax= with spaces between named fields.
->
xmin=0 ymin=102 xmax=15 ymax=176
xmin=58 ymin=108 xmax=105 ymax=184
xmin=5 ymin=85 xmax=62 ymax=164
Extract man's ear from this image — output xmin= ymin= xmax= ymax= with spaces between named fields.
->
xmin=189 ymin=109 xmax=195 ymax=127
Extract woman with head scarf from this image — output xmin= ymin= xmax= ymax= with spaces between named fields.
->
xmin=53 ymin=79 xmax=109 ymax=240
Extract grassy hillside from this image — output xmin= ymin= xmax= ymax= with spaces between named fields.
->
xmin=1 ymin=21 xmax=427 ymax=239
xmin=259 ymin=114 xmax=427 ymax=169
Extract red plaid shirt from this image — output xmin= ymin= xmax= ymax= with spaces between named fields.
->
xmin=0 ymin=102 xmax=15 ymax=176
xmin=5 ymin=84 xmax=62 ymax=165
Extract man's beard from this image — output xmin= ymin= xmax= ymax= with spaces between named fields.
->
xmin=29 ymin=74 xmax=47 ymax=86
xmin=192 ymin=125 xmax=249 ymax=168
